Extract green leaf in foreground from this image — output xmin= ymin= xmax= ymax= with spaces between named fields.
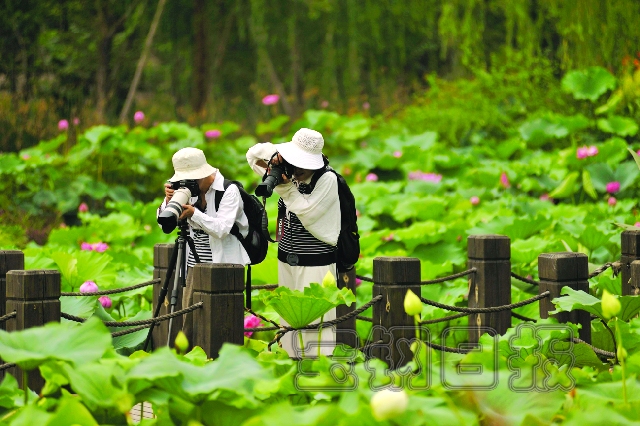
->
xmin=0 ymin=317 xmax=112 ymax=370
xmin=550 ymin=287 xmax=640 ymax=322
xmin=260 ymin=282 xmax=356 ymax=328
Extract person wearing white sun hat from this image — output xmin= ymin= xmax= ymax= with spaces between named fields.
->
xmin=247 ymin=128 xmax=341 ymax=357
xmin=158 ymin=147 xmax=250 ymax=346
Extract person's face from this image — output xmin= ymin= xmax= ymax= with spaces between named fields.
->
xmin=197 ymin=174 xmax=214 ymax=193
xmin=293 ymin=167 xmax=314 ymax=182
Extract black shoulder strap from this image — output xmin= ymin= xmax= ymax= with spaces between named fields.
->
xmin=308 ymin=166 xmax=330 ymax=192
xmin=215 ymin=179 xmax=241 ymax=239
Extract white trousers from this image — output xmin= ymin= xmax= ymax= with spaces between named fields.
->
xmin=278 ymin=261 xmax=337 ymax=357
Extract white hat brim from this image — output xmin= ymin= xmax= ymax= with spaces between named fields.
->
xmin=277 ymin=141 xmax=324 ymax=170
xmin=170 ymin=163 xmax=216 ymax=181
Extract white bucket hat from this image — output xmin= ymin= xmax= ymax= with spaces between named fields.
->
xmin=276 ymin=128 xmax=325 ymax=170
xmin=170 ymin=147 xmax=216 ymax=181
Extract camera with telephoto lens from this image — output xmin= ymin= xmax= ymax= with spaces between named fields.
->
xmin=157 ymin=179 xmax=200 ymax=234
xmin=255 ymin=153 xmax=295 ymax=198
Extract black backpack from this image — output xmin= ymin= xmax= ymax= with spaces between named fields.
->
xmin=309 ymin=166 xmax=360 ymax=272
xmin=214 ymin=179 xmax=269 ymax=265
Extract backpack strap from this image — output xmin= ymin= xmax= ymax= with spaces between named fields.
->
xmin=214 ymin=179 xmax=241 ymax=240
xmin=308 ymin=166 xmax=330 ymax=192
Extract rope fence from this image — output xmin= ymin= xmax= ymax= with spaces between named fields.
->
xmin=111 ymin=324 xmax=151 ymax=338
xmin=0 ymin=312 xmax=16 ymax=323
xmin=572 ymin=338 xmax=616 ymax=359
xmin=588 ymin=261 xmax=622 ymax=279
xmin=355 ymin=269 xmax=477 ymax=286
xmin=250 ymin=284 xmax=278 ymax=291
xmin=0 ymin=363 xmax=16 ymax=372
xmin=419 ymin=291 xmax=550 ymax=314
xmin=422 ymin=340 xmax=475 ymax=354
xmin=61 ymin=302 xmax=204 ymax=327
xmin=512 ymin=312 xmax=537 ymax=322
xmin=510 ymin=272 xmax=540 ymax=286
xmin=61 ymin=279 xmax=159 ymax=297
xmin=419 ymin=312 xmax=469 ymax=325
xmin=356 ymin=315 xmax=373 ymax=322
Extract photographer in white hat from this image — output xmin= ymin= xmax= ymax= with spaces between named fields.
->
xmin=158 ymin=147 xmax=250 ymax=345
xmin=247 ymin=128 xmax=341 ymax=357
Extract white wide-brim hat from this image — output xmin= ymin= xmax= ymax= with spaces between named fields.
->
xmin=276 ymin=128 xmax=325 ymax=170
xmin=170 ymin=147 xmax=216 ymax=181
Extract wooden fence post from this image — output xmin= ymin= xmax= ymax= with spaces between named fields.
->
xmin=467 ymin=235 xmax=511 ymax=344
xmin=0 ymin=251 xmax=24 ymax=332
xmin=538 ymin=252 xmax=590 ymax=343
xmin=621 ymin=230 xmax=640 ymax=296
xmin=629 ymin=260 xmax=640 ymax=296
xmin=5 ymin=270 xmax=61 ymax=391
xmin=192 ymin=263 xmax=244 ymax=359
xmin=152 ymin=244 xmax=183 ymax=348
xmin=336 ymin=268 xmax=358 ymax=349
xmin=372 ymin=257 xmax=421 ymax=369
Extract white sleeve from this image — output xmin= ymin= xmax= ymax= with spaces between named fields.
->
xmin=246 ymin=142 xmax=277 ymax=177
xmin=188 ymin=186 xmax=242 ymax=239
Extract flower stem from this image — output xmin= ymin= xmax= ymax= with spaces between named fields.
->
xmin=22 ymin=369 xmax=28 ymax=406
xmin=615 ymin=319 xmax=628 ymax=405
xmin=298 ymin=331 xmax=305 ymax=358
xmin=317 ymin=315 xmax=324 ymax=358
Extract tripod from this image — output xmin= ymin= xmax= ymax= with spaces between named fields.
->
xmin=144 ymin=219 xmax=199 ymax=351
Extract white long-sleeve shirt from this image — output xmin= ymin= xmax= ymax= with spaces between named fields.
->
xmin=246 ymin=142 xmax=340 ymax=246
xmin=157 ymin=171 xmax=250 ymax=265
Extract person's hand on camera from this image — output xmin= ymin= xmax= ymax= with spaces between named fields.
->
xmin=164 ymin=183 xmax=175 ymax=204
xmin=270 ymin=153 xmax=290 ymax=184
xmin=179 ymin=204 xmax=195 ymax=220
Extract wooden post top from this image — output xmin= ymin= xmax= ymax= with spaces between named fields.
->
xmin=373 ymin=257 xmax=420 ymax=284
xmin=0 ymin=251 xmax=24 ymax=278
xmin=192 ymin=263 xmax=244 ymax=293
xmin=6 ymin=270 xmax=60 ymax=300
xmin=153 ymin=244 xmax=174 ymax=268
xmin=467 ymin=235 xmax=510 ymax=260
xmin=621 ymin=230 xmax=640 ymax=256
xmin=538 ymin=252 xmax=588 ymax=282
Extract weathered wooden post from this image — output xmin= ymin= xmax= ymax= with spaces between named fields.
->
xmin=538 ymin=252 xmax=590 ymax=343
xmin=5 ymin=270 xmax=61 ymax=391
xmin=629 ymin=260 xmax=640 ymax=296
xmin=467 ymin=235 xmax=511 ymax=344
xmin=152 ymin=244 xmax=183 ymax=348
xmin=336 ymin=268 xmax=358 ymax=349
xmin=0 ymin=251 xmax=24 ymax=331
xmin=191 ymin=263 xmax=244 ymax=359
xmin=621 ymin=230 xmax=640 ymax=296
xmin=372 ymin=257 xmax=421 ymax=369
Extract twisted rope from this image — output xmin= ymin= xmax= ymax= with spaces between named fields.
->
xmin=244 ymin=308 xmax=282 ymax=328
xmin=0 ymin=363 xmax=16 ymax=372
xmin=61 ymin=302 xmax=204 ymax=327
xmin=358 ymin=340 xmax=383 ymax=353
xmin=250 ymin=284 xmax=278 ymax=290
xmin=244 ymin=326 xmax=280 ymax=332
xmin=419 ymin=312 xmax=469 ymax=325
xmin=419 ymin=292 xmax=550 ymax=313
xmin=423 ymin=340 xmax=476 ymax=354
xmin=356 ymin=315 xmax=373 ymax=322
xmin=61 ymin=279 xmax=159 ymax=296
xmin=589 ymin=261 xmax=622 ymax=279
xmin=0 ymin=312 xmax=16 ymax=323
xmin=111 ymin=324 xmax=151 ymax=338
xmin=420 ymin=268 xmax=476 ymax=285
xmin=355 ymin=275 xmax=374 ymax=283
xmin=267 ymin=295 xmax=384 ymax=351
xmin=512 ymin=312 xmax=537 ymax=322
xmin=572 ymin=338 xmax=616 ymax=359
xmin=511 ymin=272 xmax=540 ymax=286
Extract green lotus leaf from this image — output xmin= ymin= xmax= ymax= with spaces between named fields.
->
xmin=548 ymin=171 xmax=579 ymax=198
xmin=550 ymin=287 xmax=640 ymax=322
xmin=597 ymin=116 xmax=639 ymax=136
xmin=561 ymin=66 xmax=617 ymax=101
xmin=259 ymin=283 xmax=355 ymax=328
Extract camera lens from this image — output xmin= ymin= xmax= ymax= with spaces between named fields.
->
xmin=157 ymin=187 xmax=192 ymax=233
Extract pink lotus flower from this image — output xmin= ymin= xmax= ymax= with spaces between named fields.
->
xmin=205 ymin=129 xmax=221 ymax=139
xmin=262 ymin=94 xmax=280 ymax=105
xmin=99 ymin=296 xmax=112 ymax=309
xmin=500 ymin=172 xmax=510 ymax=188
xmin=576 ymin=146 xmax=589 ymax=159
xmin=21 ymin=154 xmax=30 ymax=160
xmin=382 ymin=233 xmax=394 ymax=242
xmin=92 ymin=242 xmax=109 ymax=253
xmin=59 ymin=223 xmax=67 ymax=228
xmin=73 ymin=117 xmax=80 ymax=126
xmin=608 ymin=197 xmax=617 ymax=206
xmin=355 ymin=209 xmax=361 ymax=218
xmin=606 ymin=181 xmax=620 ymax=193
xmin=634 ymin=222 xmax=640 ymax=228
xmin=408 ymin=172 xmax=442 ymax=183
xmin=80 ymin=281 xmax=99 ymax=293
xmin=133 ymin=111 xmax=145 ymax=124
xmin=393 ymin=151 xmax=402 ymax=158
xmin=586 ymin=146 xmax=598 ymax=157
xmin=243 ymin=314 xmax=262 ymax=337
xmin=58 ymin=119 xmax=69 ymax=131
xmin=321 ymin=100 xmax=329 ymax=108
xmin=366 ymin=173 xmax=378 ymax=182
xmin=80 ymin=242 xmax=93 ymax=251
xmin=470 ymin=196 xmax=480 ymax=205
xmin=540 ymin=194 xmax=550 ymax=201
xmin=355 ymin=278 xmax=363 ymax=288
xmin=362 ymin=102 xmax=371 ymax=110
xmin=78 ymin=202 xmax=89 ymax=212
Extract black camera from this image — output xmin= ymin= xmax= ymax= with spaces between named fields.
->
xmin=255 ymin=153 xmax=295 ymax=198
xmin=157 ymin=179 xmax=200 ymax=233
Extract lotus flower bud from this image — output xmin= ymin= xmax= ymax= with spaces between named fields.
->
xmin=370 ymin=389 xmax=409 ymax=421
xmin=601 ymin=290 xmax=621 ymax=319
xmin=175 ymin=331 xmax=189 ymax=354
xmin=99 ymin=296 xmax=112 ymax=309
xmin=79 ymin=281 xmax=99 ymax=293
xmin=404 ymin=289 xmax=422 ymax=316
xmin=321 ymin=271 xmax=337 ymax=288
xmin=617 ymin=345 xmax=628 ymax=361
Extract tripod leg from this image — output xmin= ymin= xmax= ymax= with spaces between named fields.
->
xmin=246 ymin=265 xmax=251 ymax=310
xmin=144 ymin=240 xmax=179 ymax=352
xmin=166 ymin=238 xmax=187 ymax=347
